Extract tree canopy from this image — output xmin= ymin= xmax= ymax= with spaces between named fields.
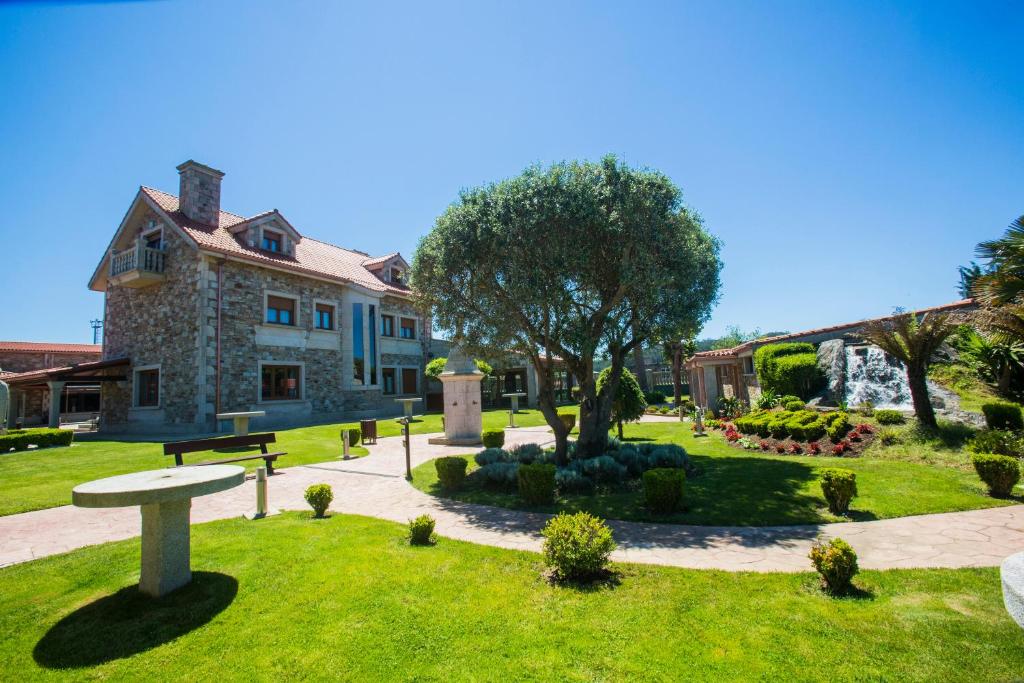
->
xmin=596 ymin=366 xmax=647 ymax=439
xmin=412 ymin=156 xmax=721 ymax=459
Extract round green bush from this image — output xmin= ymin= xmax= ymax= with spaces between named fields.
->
xmin=819 ymin=468 xmax=857 ymax=514
xmin=304 ymin=483 xmax=333 ymax=518
xmin=481 ymin=429 xmax=505 ymax=448
xmin=435 ymin=456 xmax=468 ymax=490
xmin=339 ymin=426 xmax=361 ymax=447
xmin=971 ymin=453 xmax=1020 ymax=497
xmin=558 ymin=413 xmax=576 ymax=433
xmin=517 ymin=463 xmax=556 ymax=505
xmin=966 ymin=429 xmax=1024 ymax=458
xmin=408 ymin=514 xmax=436 ymax=545
xmin=541 ymin=512 xmax=616 ymax=581
xmin=642 ymin=467 xmax=685 ymax=514
xmin=981 ymin=402 xmax=1024 ymax=431
xmin=809 ymin=537 xmax=859 ymax=593
xmin=783 ymin=399 xmax=805 ymax=411
xmin=874 ymin=409 xmax=905 ymax=425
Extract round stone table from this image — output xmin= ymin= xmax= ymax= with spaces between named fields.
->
xmin=395 ymin=396 xmax=422 ymax=419
xmin=502 ymin=392 xmax=528 ymax=427
xmin=1003 ymin=551 xmax=1024 ymax=629
xmin=73 ymin=466 xmax=246 ymax=597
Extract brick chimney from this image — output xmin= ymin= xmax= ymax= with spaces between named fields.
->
xmin=176 ymin=160 xmax=224 ymax=226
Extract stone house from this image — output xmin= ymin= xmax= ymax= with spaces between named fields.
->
xmin=685 ymin=299 xmax=976 ymax=409
xmin=1 ymin=342 xmax=103 ymax=426
xmin=87 ymin=161 xmax=430 ymax=434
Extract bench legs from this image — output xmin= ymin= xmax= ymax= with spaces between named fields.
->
xmin=140 ymin=498 xmax=192 ymax=597
xmin=265 ymin=457 xmax=275 ymax=475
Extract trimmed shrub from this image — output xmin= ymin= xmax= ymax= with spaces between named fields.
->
xmin=981 ymin=402 xmax=1024 ymax=431
xmin=518 ymin=463 xmax=556 ymax=505
xmin=754 ymin=343 xmax=825 ymax=399
xmin=643 ymin=468 xmax=685 ymax=514
xmin=783 ymin=399 xmax=805 ymax=411
xmin=474 ymin=447 xmax=507 ymax=466
xmin=809 ymin=538 xmax=859 ymax=593
xmin=966 ymin=429 xmax=1024 ymax=458
xmin=481 ymin=429 xmax=505 ymax=448
xmin=638 ymin=443 xmax=694 ymax=475
xmin=819 ymin=468 xmax=857 ymax=514
xmin=555 ymin=468 xmax=595 ymax=493
xmin=0 ymin=428 xmax=74 ymax=452
xmin=644 ymin=390 xmax=667 ymax=404
xmin=576 ymin=455 xmax=628 ymax=485
xmin=778 ymin=394 xmax=802 ymax=405
xmin=541 ymin=512 xmax=616 ymax=581
xmin=825 ymin=412 xmax=851 ymax=441
xmin=339 ymin=426 xmax=361 ymax=446
xmin=874 ymin=409 xmax=905 ymax=425
xmin=971 ymin=453 xmax=1021 ymax=497
xmin=408 ymin=514 xmax=435 ymax=545
xmin=558 ymin=413 xmax=576 ymax=433
xmin=475 ymin=462 xmax=519 ymax=488
xmin=435 ymin=456 xmax=468 ymax=490
xmin=304 ymin=484 xmax=333 ymax=518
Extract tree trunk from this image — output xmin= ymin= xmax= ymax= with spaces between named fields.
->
xmin=906 ymin=365 xmax=937 ymax=428
xmin=532 ymin=354 xmax=569 ymax=464
xmin=617 ymin=420 xmax=624 ymax=440
xmin=671 ymin=344 xmax=683 ymax=405
xmin=998 ymin=365 xmax=1012 ymax=395
xmin=633 ymin=343 xmax=649 ymax=392
xmin=575 ymin=357 xmax=619 ymax=458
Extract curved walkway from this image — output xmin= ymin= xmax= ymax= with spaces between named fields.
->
xmin=1 ymin=425 xmax=1023 ymax=572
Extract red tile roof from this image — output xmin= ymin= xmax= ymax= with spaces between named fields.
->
xmin=0 ymin=341 xmax=102 ymax=354
xmin=689 ymin=299 xmax=976 ymax=363
xmin=140 ymin=187 xmax=411 ymax=297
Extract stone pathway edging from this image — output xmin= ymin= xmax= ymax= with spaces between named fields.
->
xmin=1 ymin=424 xmax=1023 ymax=573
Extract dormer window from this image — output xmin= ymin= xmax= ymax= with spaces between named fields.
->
xmin=390 ymin=268 xmax=404 ymax=284
xmin=262 ymin=229 xmax=283 ymax=253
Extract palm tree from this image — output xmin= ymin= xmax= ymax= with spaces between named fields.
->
xmin=975 ymin=304 xmax=1024 ymax=393
xmin=972 ymin=215 xmax=1024 ymax=306
xmin=861 ymin=312 xmax=961 ymax=428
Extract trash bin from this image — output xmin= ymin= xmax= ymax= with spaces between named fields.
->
xmin=360 ymin=419 xmax=377 ymax=445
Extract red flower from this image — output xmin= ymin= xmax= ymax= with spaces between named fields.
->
xmin=856 ymin=423 xmax=873 ymax=434
xmin=787 ymin=443 xmax=802 ymax=454
xmin=759 ymin=440 xmax=770 ymax=450
xmin=832 ymin=443 xmax=845 ymax=455
xmin=726 ymin=431 xmax=740 ymax=442
xmin=776 ymin=444 xmax=786 ymax=453
xmin=848 ymin=432 xmax=861 ymax=442
xmin=808 ymin=442 xmax=821 ymax=454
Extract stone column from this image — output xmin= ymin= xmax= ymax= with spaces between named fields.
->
xmin=46 ymin=381 xmax=65 ymax=429
xmin=139 ymin=498 xmax=192 ymax=597
xmin=526 ymin=360 xmax=538 ymax=407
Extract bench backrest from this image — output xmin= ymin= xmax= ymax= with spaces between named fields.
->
xmin=163 ymin=432 xmax=276 ymax=457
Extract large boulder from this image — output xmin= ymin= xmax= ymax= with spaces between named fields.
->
xmin=814 ymin=339 xmax=845 ymax=407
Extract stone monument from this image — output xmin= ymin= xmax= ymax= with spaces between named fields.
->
xmin=1003 ymin=551 xmax=1024 ymax=629
xmin=427 ymin=342 xmax=483 ymax=446
xmin=0 ymin=376 xmax=8 ymax=434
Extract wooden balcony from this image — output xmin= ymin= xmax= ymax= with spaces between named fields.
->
xmin=108 ymin=240 xmax=166 ymax=288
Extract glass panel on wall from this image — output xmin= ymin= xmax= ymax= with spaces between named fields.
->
xmin=352 ymin=303 xmax=364 ymax=384
xmin=368 ymin=305 xmax=378 ymax=385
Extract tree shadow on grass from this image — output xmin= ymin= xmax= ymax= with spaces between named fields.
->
xmin=34 ymin=572 xmax=237 ymax=669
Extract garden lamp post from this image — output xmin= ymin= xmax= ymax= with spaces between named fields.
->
xmin=397 ymin=416 xmax=412 ymax=479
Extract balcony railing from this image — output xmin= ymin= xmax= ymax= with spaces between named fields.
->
xmin=108 ymin=240 xmax=166 ymax=286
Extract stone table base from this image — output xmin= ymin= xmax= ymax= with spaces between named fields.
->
xmin=1002 ymin=551 xmax=1024 ymax=629
xmin=140 ymin=499 xmax=192 ymax=597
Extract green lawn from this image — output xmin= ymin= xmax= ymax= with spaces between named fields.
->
xmin=1 ymin=513 xmax=1021 ymax=681
xmin=0 ymin=409 xmax=568 ymax=518
xmin=412 ymin=421 xmax=1021 ymax=526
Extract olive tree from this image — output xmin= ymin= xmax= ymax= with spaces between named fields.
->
xmin=412 ymin=156 xmax=721 ymax=462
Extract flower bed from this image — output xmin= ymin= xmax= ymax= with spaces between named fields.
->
xmin=712 ymin=415 xmax=874 ymax=457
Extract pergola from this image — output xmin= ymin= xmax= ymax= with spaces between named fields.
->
xmin=3 ymin=358 xmax=129 ymax=428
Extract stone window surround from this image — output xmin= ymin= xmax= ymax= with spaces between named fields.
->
xmin=264 ymin=289 xmax=300 ymax=327
xmin=313 ymin=298 xmax=338 ymax=332
xmin=131 ymin=363 xmax=162 ymax=410
xmin=381 ymin=311 xmax=419 ymax=343
xmin=381 ymin=364 xmax=420 ymax=396
xmin=257 ymin=360 xmax=306 ymax=404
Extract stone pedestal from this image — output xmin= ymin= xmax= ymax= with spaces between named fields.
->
xmin=428 ymin=344 xmax=483 ymax=446
xmin=1002 ymin=551 xmax=1024 ymax=629
xmin=140 ymin=499 xmax=192 ymax=597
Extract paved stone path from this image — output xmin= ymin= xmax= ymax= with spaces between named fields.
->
xmin=2 ymin=423 xmax=1023 ymax=572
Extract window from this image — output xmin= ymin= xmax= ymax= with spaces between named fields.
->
xmin=368 ymin=304 xmax=378 ymax=385
xmin=381 ymin=315 xmax=395 ymax=337
xmin=401 ymin=368 xmax=418 ymax=395
xmin=382 ymin=368 xmax=396 ymax=395
xmin=352 ymin=303 xmax=364 ymax=385
xmin=261 ymin=364 xmax=301 ymax=401
xmin=390 ymin=268 xmax=404 ymax=284
xmin=143 ymin=230 xmax=162 ymax=250
xmin=261 ymin=230 xmax=283 ymax=253
xmin=315 ymin=303 xmax=335 ymax=330
xmin=743 ymin=357 xmax=755 ymax=375
xmin=399 ymin=317 xmax=416 ymax=340
xmin=267 ymin=295 xmax=296 ymax=326
xmin=136 ymin=368 xmax=159 ymax=407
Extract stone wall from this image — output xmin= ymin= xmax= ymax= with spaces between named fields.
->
xmin=0 ymin=351 xmax=100 ymax=374
xmin=101 ymin=225 xmax=203 ymax=432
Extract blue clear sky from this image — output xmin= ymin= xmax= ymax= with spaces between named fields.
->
xmin=1 ymin=0 xmax=1021 ymax=344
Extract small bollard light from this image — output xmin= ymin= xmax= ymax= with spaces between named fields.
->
xmin=342 ymin=429 xmax=351 ymax=460
xmin=244 ymin=466 xmax=279 ymax=520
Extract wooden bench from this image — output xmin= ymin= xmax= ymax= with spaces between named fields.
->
xmin=163 ymin=433 xmax=285 ymax=475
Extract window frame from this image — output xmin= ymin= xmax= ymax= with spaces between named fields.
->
xmin=132 ymin=364 xmax=161 ymax=409
xmin=142 ymin=228 xmax=163 ymax=250
xmin=381 ymin=314 xmax=395 ymax=337
xmin=258 ymin=361 xmax=304 ymax=403
xmin=261 ymin=228 xmax=283 ymax=253
xmin=264 ymin=291 xmax=298 ymax=327
xmin=399 ymin=317 xmax=417 ymax=340
xmin=382 ymin=367 xmax=397 ymax=396
xmin=314 ymin=301 xmax=336 ymax=331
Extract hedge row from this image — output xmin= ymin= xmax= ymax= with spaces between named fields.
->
xmin=0 ymin=428 xmax=75 ymax=452
xmin=733 ymin=410 xmax=850 ymax=442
